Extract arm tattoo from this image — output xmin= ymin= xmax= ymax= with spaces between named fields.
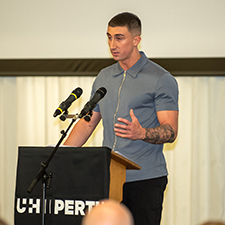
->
xmin=143 ymin=124 xmax=175 ymax=144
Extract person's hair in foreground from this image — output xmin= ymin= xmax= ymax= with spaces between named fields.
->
xmin=82 ymin=200 xmax=134 ymax=225
xmin=200 ymin=221 xmax=225 ymax=225
xmin=0 ymin=218 xmax=7 ymax=225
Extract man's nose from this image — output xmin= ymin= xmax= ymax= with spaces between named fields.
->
xmin=109 ymin=39 xmax=116 ymax=49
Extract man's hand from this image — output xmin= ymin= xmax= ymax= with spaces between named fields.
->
xmin=114 ymin=109 xmax=145 ymax=140
xmin=114 ymin=109 xmax=178 ymax=144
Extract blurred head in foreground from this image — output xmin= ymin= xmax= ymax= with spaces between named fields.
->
xmin=82 ymin=200 xmax=134 ymax=225
xmin=0 ymin=218 xmax=7 ymax=225
xmin=200 ymin=221 xmax=225 ymax=225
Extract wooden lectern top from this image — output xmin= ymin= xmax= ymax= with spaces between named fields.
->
xmin=111 ymin=151 xmax=141 ymax=170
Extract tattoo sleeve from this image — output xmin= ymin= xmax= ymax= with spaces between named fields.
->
xmin=143 ymin=124 xmax=175 ymax=144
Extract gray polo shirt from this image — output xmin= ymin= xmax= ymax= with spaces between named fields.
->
xmin=91 ymin=51 xmax=179 ymax=182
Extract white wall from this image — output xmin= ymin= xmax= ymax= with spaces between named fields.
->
xmin=1 ymin=0 xmax=225 ymax=59
xmin=1 ymin=1 xmax=225 ymax=225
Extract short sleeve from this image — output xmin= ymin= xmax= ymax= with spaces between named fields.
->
xmin=91 ymin=79 xmax=100 ymax=113
xmin=154 ymin=72 xmax=179 ymax=111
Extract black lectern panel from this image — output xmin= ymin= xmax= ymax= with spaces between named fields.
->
xmin=15 ymin=146 xmax=111 ymax=225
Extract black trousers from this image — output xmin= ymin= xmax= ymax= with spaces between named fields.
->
xmin=121 ymin=176 xmax=168 ymax=225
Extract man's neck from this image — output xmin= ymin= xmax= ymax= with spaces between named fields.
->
xmin=119 ymin=51 xmax=141 ymax=71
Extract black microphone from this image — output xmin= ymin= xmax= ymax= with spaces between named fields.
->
xmin=78 ymin=87 xmax=107 ymax=118
xmin=53 ymin=87 xmax=83 ymax=117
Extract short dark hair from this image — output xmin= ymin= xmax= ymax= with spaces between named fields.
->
xmin=108 ymin=12 xmax=141 ymax=35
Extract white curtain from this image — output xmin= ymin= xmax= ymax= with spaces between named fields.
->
xmin=0 ymin=76 xmax=225 ymax=225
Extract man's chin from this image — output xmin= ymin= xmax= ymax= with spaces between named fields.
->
xmin=112 ymin=55 xmax=120 ymax=61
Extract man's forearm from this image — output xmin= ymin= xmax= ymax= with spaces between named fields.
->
xmin=143 ymin=124 xmax=176 ymax=144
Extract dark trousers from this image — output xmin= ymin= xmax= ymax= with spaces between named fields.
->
xmin=121 ymin=176 xmax=168 ymax=225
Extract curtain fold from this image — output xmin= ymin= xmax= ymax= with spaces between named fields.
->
xmin=0 ymin=77 xmax=18 ymax=224
xmin=0 ymin=76 xmax=225 ymax=225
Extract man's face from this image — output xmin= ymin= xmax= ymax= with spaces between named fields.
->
xmin=107 ymin=26 xmax=137 ymax=63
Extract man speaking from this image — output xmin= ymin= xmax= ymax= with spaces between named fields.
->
xmin=65 ymin=12 xmax=179 ymax=225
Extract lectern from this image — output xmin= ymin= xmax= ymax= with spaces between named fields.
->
xmin=14 ymin=146 xmax=140 ymax=225
xmin=109 ymin=151 xmax=141 ymax=201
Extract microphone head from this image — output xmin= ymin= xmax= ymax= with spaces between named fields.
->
xmin=73 ymin=87 xmax=83 ymax=99
xmin=78 ymin=87 xmax=107 ymax=119
xmin=53 ymin=87 xmax=83 ymax=118
xmin=96 ymin=87 xmax=107 ymax=98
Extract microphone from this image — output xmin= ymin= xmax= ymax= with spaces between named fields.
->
xmin=53 ymin=87 xmax=83 ymax=117
xmin=78 ymin=87 xmax=107 ymax=118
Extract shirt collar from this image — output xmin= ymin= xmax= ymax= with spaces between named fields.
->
xmin=111 ymin=51 xmax=148 ymax=77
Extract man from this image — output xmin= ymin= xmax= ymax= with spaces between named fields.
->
xmin=81 ymin=200 xmax=134 ymax=225
xmin=65 ymin=12 xmax=179 ymax=225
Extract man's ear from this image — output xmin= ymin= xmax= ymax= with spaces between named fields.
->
xmin=133 ymin=36 xmax=141 ymax=46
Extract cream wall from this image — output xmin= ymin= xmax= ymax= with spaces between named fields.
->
xmin=1 ymin=1 xmax=225 ymax=225
xmin=0 ymin=0 xmax=225 ymax=59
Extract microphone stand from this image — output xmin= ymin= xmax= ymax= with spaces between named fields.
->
xmin=27 ymin=112 xmax=81 ymax=225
